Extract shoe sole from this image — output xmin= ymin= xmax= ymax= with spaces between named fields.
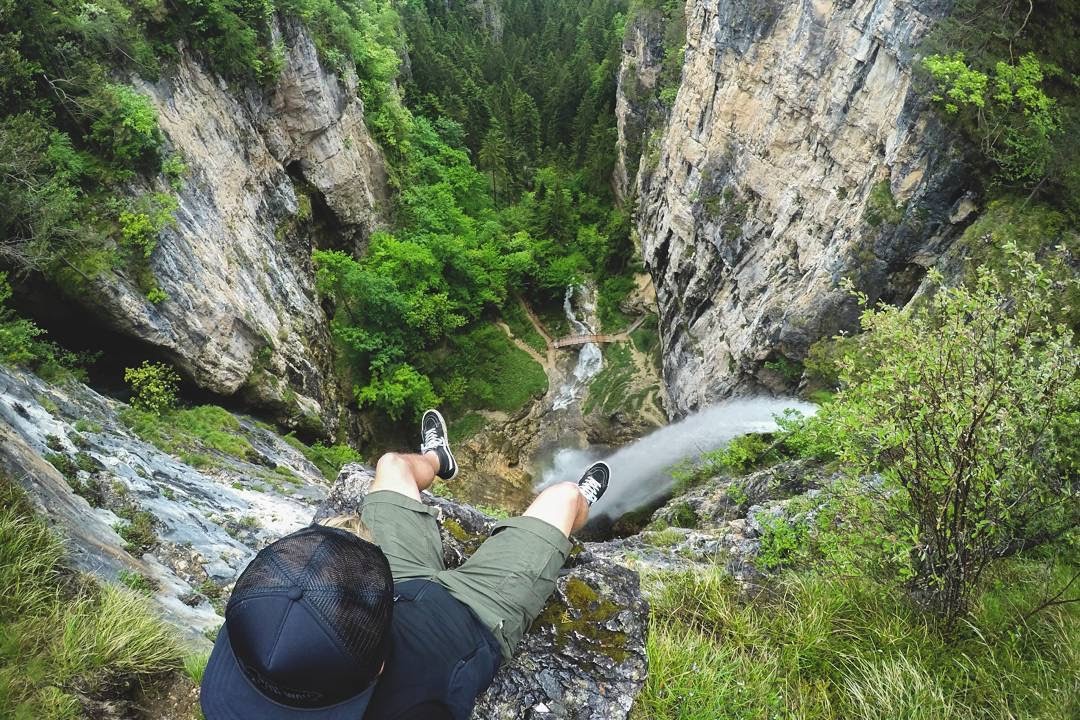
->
xmin=426 ymin=409 xmax=459 ymax=481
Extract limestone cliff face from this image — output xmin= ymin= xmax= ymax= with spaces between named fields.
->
xmin=613 ymin=9 xmax=667 ymax=203
xmin=469 ymin=0 xmax=504 ymax=40
xmin=634 ymin=0 xmax=973 ymax=414
xmin=94 ymin=17 xmax=387 ymax=435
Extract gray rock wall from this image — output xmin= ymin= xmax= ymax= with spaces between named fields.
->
xmin=89 ymin=16 xmax=387 ymax=435
xmin=633 ymin=0 xmax=973 ymax=414
xmin=613 ymin=8 xmax=668 ymax=204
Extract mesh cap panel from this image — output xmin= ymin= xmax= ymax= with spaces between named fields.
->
xmin=228 ymin=525 xmax=394 ymax=686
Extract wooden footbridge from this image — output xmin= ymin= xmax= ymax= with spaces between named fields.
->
xmin=553 ymin=334 xmax=621 ymax=348
xmin=552 ymin=315 xmax=649 ymax=349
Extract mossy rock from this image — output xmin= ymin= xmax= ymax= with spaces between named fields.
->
xmin=531 ymin=576 xmax=630 ymax=664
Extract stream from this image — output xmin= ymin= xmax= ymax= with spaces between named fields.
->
xmin=552 ymin=284 xmax=603 ymax=411
xmin=534 ymin=397 xmax=818 ymax=522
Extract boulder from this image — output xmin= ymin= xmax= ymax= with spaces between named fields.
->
xmin=315 ymin=465 xmax=649 ymax=719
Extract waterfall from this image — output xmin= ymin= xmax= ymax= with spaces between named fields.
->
xmin=552 ymin=285 xmax=603 ymax=411
xmin=535 ymin=397 xmax=818 ymax=519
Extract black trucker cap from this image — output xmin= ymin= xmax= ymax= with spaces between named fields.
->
xmin=201 ymin=524 xmax=394 ymax=719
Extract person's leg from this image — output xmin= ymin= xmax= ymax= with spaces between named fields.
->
xmin=521 ymin=481 xmax=590 ymax=538
xmin=359 ymin=451 xmax=445 ymax=582
xmin=436 ymin=463 xmax=610 ymax=659
xmin=369 ymin=451 xmax=441 ymax=502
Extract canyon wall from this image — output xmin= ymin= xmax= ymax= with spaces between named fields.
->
xmin=632 ymin=0 xmax=974 ymax=414
xmin=90 ymin=17 xmax=387 ymax=436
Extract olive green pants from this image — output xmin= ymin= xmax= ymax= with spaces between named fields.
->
xmin=360 ymin=490 xmax=571 ymax=659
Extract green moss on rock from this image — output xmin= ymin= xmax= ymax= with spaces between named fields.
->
xmin=532 ymin=578 xmax=629 ymax=663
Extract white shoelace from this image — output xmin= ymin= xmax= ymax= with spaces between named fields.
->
xmin=422 ymin=427 xmax=446 ymax=452
xmin=579 ymin=476 xmax=603 ymax=505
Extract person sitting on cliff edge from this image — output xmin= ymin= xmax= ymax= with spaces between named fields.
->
xmin=199 ymin=408 xmax=610 ymax=720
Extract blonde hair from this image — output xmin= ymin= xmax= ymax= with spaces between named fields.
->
xmin=319 ymin=514 xmax=375 ymax=543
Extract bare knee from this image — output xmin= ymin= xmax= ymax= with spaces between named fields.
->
xmin=524 ymin=482 xmax=587 ymax=538
xmin=376 ymin=452 xmax=408 ymax=475
xmin=539 ymin=482 xmax=584 ymax=508
xmin=372 ymin=452 xmax=421 ymax=501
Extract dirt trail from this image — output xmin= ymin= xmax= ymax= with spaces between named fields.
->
xmin=496 ymin=320 xmax=551 ymax=372
xmin=516 ymin=296 xmax=558 ymax=371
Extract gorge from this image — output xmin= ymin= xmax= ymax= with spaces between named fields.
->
xmin=1 ymin=1 xmax=1077 ymax=718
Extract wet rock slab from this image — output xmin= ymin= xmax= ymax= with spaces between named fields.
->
xmin=0 ymin=366 xmax=328 ymax=644
xmin=316 ymin=465 xmax=649 ymax=720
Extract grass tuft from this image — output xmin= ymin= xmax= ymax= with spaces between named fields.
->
xmin=634 ymin=564 xmax=1080 ymax=720
xmin=0 ymin=474 xmax=183 ymax=717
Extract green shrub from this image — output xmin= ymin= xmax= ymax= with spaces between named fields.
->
xmin=283 ymin=434 xmax=361 ymax=482
xmin=807 ymin=246 xmax=1079 ymax=624
xmin=118 ymin=192 xmax=178 ymax=260
xmin=756 ymin=513 xmax=807 ymax=570
xmin=763 ymin=355 xmax=804 ymax=384
xmin=124 ymin=361 xmax=179 ymax=415
xmin=923 ymin=52 xmax=1062 ymax=185
xmin=89 ymin=84 xmax=162 ymax=165
xmin=670 ymin=433 xmax=779 ymax=492
xmin=113 ymin=507 xmax=157 ymax=554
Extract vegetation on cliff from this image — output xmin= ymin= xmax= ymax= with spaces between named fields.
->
xmin=313 ymin=0 xmax=639 ymax=424
xmin=0 ymin=473 xmax=184 ymax=718
xmin=639 ymin=245 xmax=1078 ymax=718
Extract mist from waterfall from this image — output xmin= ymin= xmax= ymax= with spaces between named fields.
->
xmin=536 ymin=397 xmax=818 ymax=519
xmin=552 ymin=285 xmax=603 ymax=411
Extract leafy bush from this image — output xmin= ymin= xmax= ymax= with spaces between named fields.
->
xmin=356 ymin=363 xmax=440 ymax=422
xmin=284 ymin=433 xmax=362 ymax=481
xmin=118 ymin=192 xmax=178 ymax=260
xmin=808 ymin=246 xmax=1078 ymax=625
xmin=670 ymin=433 xmax=778 ymax=492
xmin=89 ymin=84 xmax=162 ymax=166
xmin=0 ymin=272 xmax=44 ymax=367
xmin=923 ymin=52 xmax=1062 ymax=184
xmin=0 ymin=272 xmax=92 ymax=381
xmin=124 ymin=361 xmax=180 ymax=415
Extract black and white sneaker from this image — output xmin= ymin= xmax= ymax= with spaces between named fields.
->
xmin=576 ymin=461 xmax=610 ymax=506
xmin=420 ymin=409 xmax=458 ymax=481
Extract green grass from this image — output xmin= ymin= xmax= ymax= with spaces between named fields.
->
xmin=0 ymin=475 xmax=183 ymax=718
xmin=283 ymin=433 xmax=362 ymax=482
xmin=634 ymin=562 xmax=1080 ymax=720
xmin=644 ymin=527 xmax=684 ymax=548
xmin=122 ymin=404 xmax=255 ymax=466
xmin=501 ymin=301 xmax=548 ymax=355
xmin=445 ymin=324 xmax=548 ymax=415
xmin=183 ymin=652 xmax=210 ymax=685
xmin=449 ymin=412 xmax=488 ymax=441
xmin=583 ymin=343 xmax=639 ymax=416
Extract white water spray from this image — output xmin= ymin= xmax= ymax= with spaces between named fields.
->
xmin=536 ymin=397 xmax=818 ymax=519
xmin=552 ymin=285 xmax=603 ymax=411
